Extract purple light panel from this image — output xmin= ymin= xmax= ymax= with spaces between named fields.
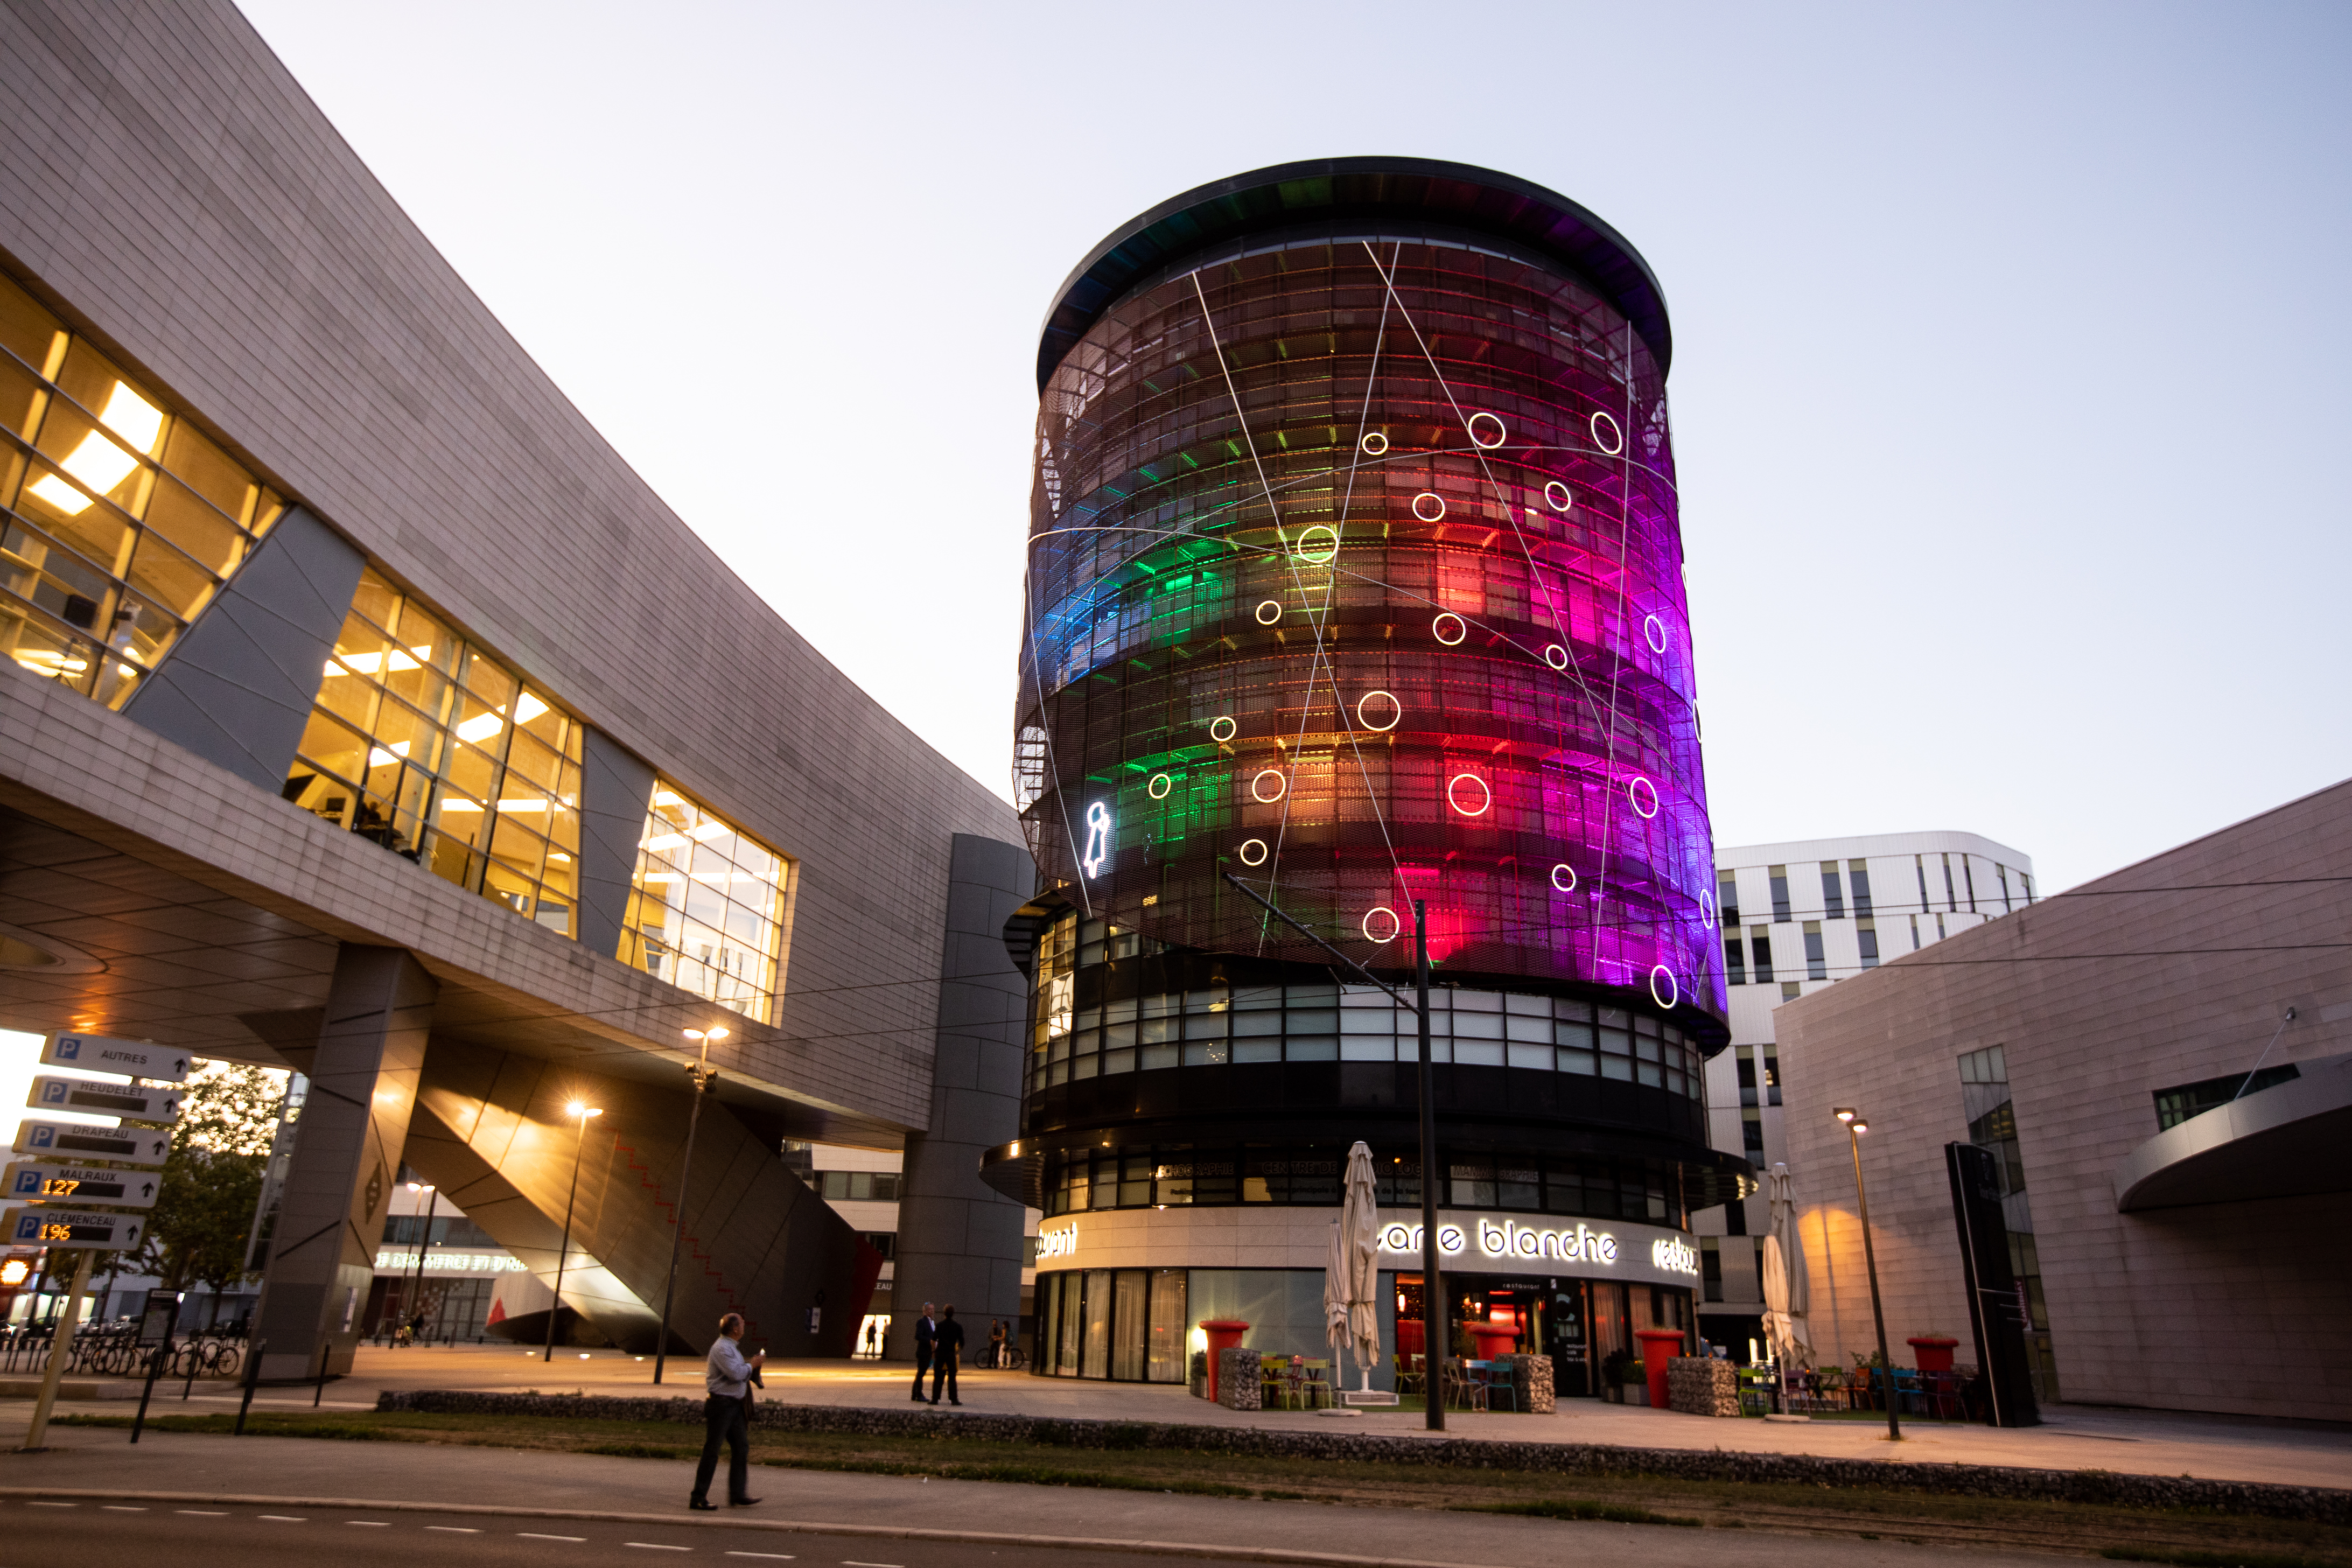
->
xmin=1018 ymin=240 xmax=1724 ymax=1024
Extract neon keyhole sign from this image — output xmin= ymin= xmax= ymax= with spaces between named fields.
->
xmin=1081 ymin=801 xmax=1111 ymax=878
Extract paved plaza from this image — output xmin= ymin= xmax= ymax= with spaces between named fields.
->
xmin=8 ymin=1343 xmax=2347 ymax=1492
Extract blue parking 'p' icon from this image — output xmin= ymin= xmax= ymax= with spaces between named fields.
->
xmin=55 ymin=1037 xmax=80 ymax=1059
xmin=40 ymin=1082 xmax=66 ymax=1104
xmin=10 ymin=1171 xmax=35 ymax=1194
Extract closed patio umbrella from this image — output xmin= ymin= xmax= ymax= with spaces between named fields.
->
xmin=1762 ymin=1162 xmax=1812 ymax=1368
xmin=1339 ymin=1140 xmax=1381 ymax=1391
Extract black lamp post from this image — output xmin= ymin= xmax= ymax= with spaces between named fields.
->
xmin=543 ymin=1101 xmax=603 ymax=1363
xmin=653 ymin=1026 xmax=726 ymax=1384
xmin=1834 ymin=1107 xmax=1899 ymax=1440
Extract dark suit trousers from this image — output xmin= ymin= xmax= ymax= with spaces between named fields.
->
xmin=911 ymin=1348 xmax=933 ymax=1398
xmin=929 ymin=1353 xmax=958 ymax=1404
xmin=692 ymin=1394 xmax=750 ymax=1503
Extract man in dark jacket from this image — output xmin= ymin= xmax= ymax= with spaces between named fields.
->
xmin=909 ymin=1301 xmax=936 ymax=1401
xmin=928 ymin=1304 xmax=965 ymax=1406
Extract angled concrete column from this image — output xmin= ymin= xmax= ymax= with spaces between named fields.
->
xmin=253 ymin=943 xmax=435 ymax=1378
xmin=887 ymin=834 xmax=1034 ymax=1359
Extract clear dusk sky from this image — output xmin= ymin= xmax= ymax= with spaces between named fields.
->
xmin=233 ymin=1 xmax=2352 ymax=895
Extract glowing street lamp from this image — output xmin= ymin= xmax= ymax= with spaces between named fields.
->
xmin=544 ymin=1102 xmax=604 ymax=1363
xmin=1834 ymin=1107 xmax=1899 ymax=1440
xmin=653 ymin=1026 xmax=727 ymax=1384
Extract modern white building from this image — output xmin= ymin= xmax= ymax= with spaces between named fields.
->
xmin=1694 ymin=831 xmax=2036 ymax=1355
xmin=795 ymin=1142 xmax=1041 ymax=1356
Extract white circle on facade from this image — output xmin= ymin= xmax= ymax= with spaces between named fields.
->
xmin=1544 ymin=481 xmax=1572 ymax=513
xmin=1356 ymin=690 xmax=1402 ymax=732
xmin=1255 ymin=600 xmax=1283 ymax=625
xmin=1148 ymin=773 xmax=1172 ymax=800
xmin=1411 ymin=492 xmax=1446 ymax=522
xmin=1699 ymin=889 xmax=1716 ymax=927
xmin=1550 ymin=863 xmax=1577 ymax=893
xmin=1432 ymin=612 xmax=1467 ymax=646
xmin=1296 ymin=526 xmax=1340 ymax=564
xmin=1361 ymin=432 xmax=1389 ymax=457
xmin=1590 ymin=411 xmax=1624 ymax=455
xmin=1238 ymin=837 xmax=1269 ymax=866
xmin=1543 ymin=644 xmax=1569 ymax=671
xmin=1251 ymin=769 xmax=1286 ymax=803
xmin=1363 ymin=906 xmax=1401 ymax=944
xmin=1643 ymin=614 xmax=1668 ymax=654
xmin=1209 ymin=715 xmax=1238 ymax=744
xmin=1447 ymin=773 xmax=1492 ymax=817
xmin=1467 ymin=412 xmax=1507 ymax=449
xmin=1628 ymin=775 xmax=1658 ymax=818
xmin=1649 ymin=964 xmax=1679 ymax=1009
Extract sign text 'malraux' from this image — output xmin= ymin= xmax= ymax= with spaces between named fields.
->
xmin=3 ymin=1160 xmax=160 ymax=1209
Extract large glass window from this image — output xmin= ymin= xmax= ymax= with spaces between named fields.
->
xmin=620 ymin=781 xmax=790 ymax=1024
xmin=283 ymin=566 xmax=584 ymax=935
xmin=1 ymin=270 xmax=284 ymax=705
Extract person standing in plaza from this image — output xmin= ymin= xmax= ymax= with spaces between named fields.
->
xmin=987 ymin=1318 xmax=1006 ymax=1369
xmin=689 ymin=1312 xmax=763 ymax=1511
xmin=929 ymin=1304 xmax=965 ymax=1406
xmin=909 ymin=1301 xmax=936 ymax=1401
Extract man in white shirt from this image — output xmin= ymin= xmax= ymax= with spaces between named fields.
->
xmin=690 ymin=1312 xmax=764 ymax=1510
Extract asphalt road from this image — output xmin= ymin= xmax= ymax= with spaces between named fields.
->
xmin=0 ymin=1496 xmax=1265 ymax=1568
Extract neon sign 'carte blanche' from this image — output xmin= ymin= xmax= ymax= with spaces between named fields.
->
xmin=1377 ymin=1219 xmax=1622 ymax=1265
xmin=1036 ymin=1224 xmax=1079 ymax=1260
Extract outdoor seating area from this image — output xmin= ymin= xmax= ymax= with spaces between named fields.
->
xmin=1258 ymin=1355 xmax=1335 ymax=1411
xmin=1734 ymin=1362 xmax=1974 ymax=1420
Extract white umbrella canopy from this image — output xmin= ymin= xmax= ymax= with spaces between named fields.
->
xmin=1323 ymin=1219 xmax=1352 ymax=1359
xmin=1762 ymin=1163 xmax=1812 ymax=1367
xmin=1340 ymin=1140 xmax=1382 ymax=1390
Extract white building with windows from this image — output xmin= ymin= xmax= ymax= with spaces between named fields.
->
xmin=1693 ymin=831 xmax=2036 ymax=1353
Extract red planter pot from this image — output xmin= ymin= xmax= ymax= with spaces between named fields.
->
xmin=1634 ymin=1328 xmax=1686 ymax=1412
xmin=1200 ymin=1319 xmax=1250 ymax=1402
xmin=1907 ymin=1335 xmax=1959 ymax=1374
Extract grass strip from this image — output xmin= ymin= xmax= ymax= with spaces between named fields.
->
xmin=1464 ymin=1499 xmax=1703 ymax=1528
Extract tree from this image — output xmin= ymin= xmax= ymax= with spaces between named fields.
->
xmin=128 ymin=1062 xmax=284 ymax=1294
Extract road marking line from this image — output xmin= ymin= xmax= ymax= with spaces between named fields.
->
xmin=843 ymin=1561 xmax=904 ymax=1566
xmin=627 ymin=1545 xmax=693 ymax=1552
xmin=258 ymin=1515 xmax=306 ymax=1522
xmin=347 ymin=1520 xmax=393 ymax=1527
xmin=520 ymin=1533 xmax=587 ymax=1542
xmin=101 ymin=1506 xmax=148 ymax=1512
xmin=426 ymin=1525 xmax=482 ymax=1533
xmin=176 ymin=1510 xmax=228 ymax=1516
xmin=726 ymin=1554 xmax=796 ymax=1560
xmin=27 ymin=1502 xmax=76 ymax=1508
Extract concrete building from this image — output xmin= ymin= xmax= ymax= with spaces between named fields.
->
xmin=1773 ymin=783 xmax=2352 ymax=1420
xmin=991 ymin=160 xmax=1748 ymax=1393
xmin=0 ymin=2 xmax=1030 ymax=1376
xmin=1695 ymin=831 xmax=2035 ymax=1357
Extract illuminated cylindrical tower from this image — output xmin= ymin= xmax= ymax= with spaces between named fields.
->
xmin=998 ymin=160 xmax=1749 ymax=1389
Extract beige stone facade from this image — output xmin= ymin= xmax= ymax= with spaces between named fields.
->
xmin=1776 ymin=781 xmax=2352 ymax=1421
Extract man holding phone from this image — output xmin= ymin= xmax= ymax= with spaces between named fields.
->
xmin=690 ymin=1312 xmax=763 ymax=1510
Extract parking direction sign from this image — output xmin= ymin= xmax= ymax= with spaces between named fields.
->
xmin=4 ymin=1205 xmax=145 ymax=1249
xmin=3 ymin=1161 xmax=160 ymax=1209
xmin=11 ymin=1119 xmax=170 ymax=1166
xmin=40 ymin=1034 xmax=190 ymax=1084
xmin=29 ymin=1075 xmax=182 ymax=1124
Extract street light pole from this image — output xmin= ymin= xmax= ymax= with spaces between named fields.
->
xmin=1413 ymin=897 xmax=1444 ymax=1434
xmin=1835 ymin=1108 xmax=1899 ymax=1441
xmin=654 ymin=1026 xmax=726 ymax=1384
xmin=544 ymin=1102 xmax=603 ymax=1363
xmin=402 ymin=1182 xmax=436 ymax=1342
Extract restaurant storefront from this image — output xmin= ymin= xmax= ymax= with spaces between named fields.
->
xmin=1028 ymin=1205 xmax=1702 ymax=1395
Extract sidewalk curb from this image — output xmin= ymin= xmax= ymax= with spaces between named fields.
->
xmin=0 ymin=1486 xmax=1510 ymax=1568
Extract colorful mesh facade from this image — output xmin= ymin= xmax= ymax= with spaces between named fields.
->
xmin=1019 ymin=210 xmax=1725 ymax=1031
